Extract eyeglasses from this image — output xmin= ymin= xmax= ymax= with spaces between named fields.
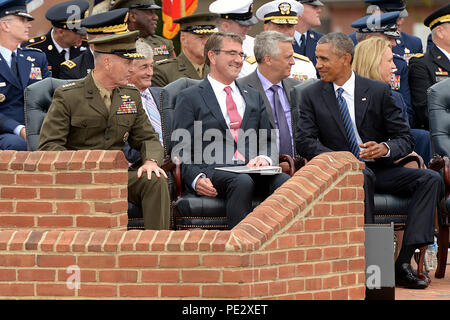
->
xmin=214 ymin=50 xmax=247 ymax=61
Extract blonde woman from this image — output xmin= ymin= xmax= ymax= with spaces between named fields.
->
xmin=352 ymin=37 xmax=432 ymax=165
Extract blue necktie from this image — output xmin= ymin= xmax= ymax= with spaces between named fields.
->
xmin=336 ymin=88 xmax=360 ymax=159
xmin=298 ymin=34 xmax=306 ymax=55
xmin=10 ymin=51 xmax=19 ymax=80
xmin=270 ymin=85 xmax=293 ymax=156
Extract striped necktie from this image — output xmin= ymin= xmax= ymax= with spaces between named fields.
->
xmin=141 ymin=90 xmax=163 ymax=146
xmin=336 ymin=88 xmax=360 ymax=159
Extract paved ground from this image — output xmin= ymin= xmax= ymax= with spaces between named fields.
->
xmin=395 ymin=264 xmax=450 ymax=300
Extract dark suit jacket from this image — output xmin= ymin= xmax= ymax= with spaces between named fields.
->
xmin=293 ymin=30 xmax=323 ymax=67
xmin=237 ymin=70 xmax=300 ymax=154
xmin=408 ymin=45 xmax=450 ymax=130
xmin=59 ymin=49 xmax=94 ymax=80
xmin=295 ymin=74 xmax=413 ymax=163
xmin=172 ymin=78 xmax=275 ymax=191
xmin=0 ymin=47 xmax=50 ymax=134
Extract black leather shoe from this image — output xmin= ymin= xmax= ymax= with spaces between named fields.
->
xmin=395 ymin=263 xmax=429 ymax=289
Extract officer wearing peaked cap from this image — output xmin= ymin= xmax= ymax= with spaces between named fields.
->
xmin=59 ymin=8 xmax=130 ymax=79
xmin=0 ymin=0 xmax=50 ymax=151
xmin=39 ymin=31 xmax=171 ymax=230
xmin=242 ymin=0 xmax=316 ymax=82
xmin=152 ymin=12 xmax=219 ymax=87
xmin=293 ymin=0 xmax=324 ymax=67
xmin=112 ymin=0 xmax=175 ymax=62
xmin=22 ymin=0 xmax=90 ymax=79
xmin=352 ymin=11 xmax=413 ymax=130
xmin=409 ymin=3 xmax=450 ymax=130
xmin=209 ymin=0 xmax=258 ymax=72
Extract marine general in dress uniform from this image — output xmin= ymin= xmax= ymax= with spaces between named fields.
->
xmin=59 ymin=8 xmax=130 ymax=79
xmin=152 ymin=12 xmax=219 ymax=87
xmin=38 ymin=31 xmax=171 ymax=230
xmin=0 ymin=0 xmax=50 ymax=150
xmin=409 ymin=3 xmax=450 ymax=130
xmin=111 ymin=0 xmax=175 ymax=62
xmin=22 ymin=0 xmax=90 ymax=78
xmin=243 ymin=0 xmax=316 ymax=82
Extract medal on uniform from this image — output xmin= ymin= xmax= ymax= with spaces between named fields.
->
xmin=123 ymin=132 xmax=129 ymax=142
xmin=153 ymin=45 xmax=169 ymax=56
xmin=0 ymin=94 xmax=5 ymax=103
xmin=29 ymin=67 xmax=42 ymax=80
xmin=389 ymin=74 xmax=401 ymax=90
xmin=291 ymin=73 xmax=308 ymax=83
xmin=117 ymin=95 xmax=137 ymax=114
xmin=26 ymin=56 xmax=35 ymax=62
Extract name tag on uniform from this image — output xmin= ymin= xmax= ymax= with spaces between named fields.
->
xmin=0 ymin=82 xmax=5 ymax=87
xmin=29 ymin=67 xmax=42 ymax=80
xmin=117 ymin=95 xmax=137 ymax=114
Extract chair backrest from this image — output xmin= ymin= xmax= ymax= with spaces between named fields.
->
xmin=161 ymin=77 xmax=201 ymax=153
xmin=428 ymin=78 xmax=450 ymax=157
xmin=24 ymin=77 xmax=74 ymax=151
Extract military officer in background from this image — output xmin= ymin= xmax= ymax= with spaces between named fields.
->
xmin=245 ymin=0 xmax=316 ymax=83
xmin=59 ymin=8 xmax=129 ymax=79
xmin=111 ymin=0 xmax=175 ymax=62
xmin=409 ymin=3 xmax=450 ymax=130
xmin=151 ymin=12 xmax=219 ymax=87
xmin=209 ymin=0 xmax=258 ymax=78
xmin=22 ymin=0 xmax=90 ymax=78
xmin=38 ymin=31 xmax=171 ymax=230
xmin=293 ymin=0 xmax=324 ymax=67
xmin=0 ymin=0 xmax=50 ymax=150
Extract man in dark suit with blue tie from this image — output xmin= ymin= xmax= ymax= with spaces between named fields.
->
xmin=293 ymin=0 xmax=324 ymax=67
xmin=295 ymin=32 xmax=441 ymax=289
xmin=0 ymin=0 xmax=50 ymax=150
xmin=172 ymin=32 xmax=290 ymax=228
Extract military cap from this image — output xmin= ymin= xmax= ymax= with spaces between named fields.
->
xmin=174 ymin=12 xmax=219 ymax=35
xmin=89 ymin=30 xmax=144 ymax=59
xmin=111 ymin=0 xmax=160 ymax=10
xmin=365 ymin=0 xmax=407 ymax=18
xmin=424 ymin=3 xmax=450 ymax=30
xmin=45 ymin=0 xmax=89 ymax=34
xmin=351 ymin=11 xmax=401 ymax=39
xmin=209 ymin=0 xmax=258 ymax=26
xmin=256 ymin=0 xmax=304 ymax=25
xmin=296 ymin=0 xmax=324 ymax=7
xmin=81 ymin=8 xmax=129 ymax=34
xmin=0 ymin=0 xmax=33 ymax=20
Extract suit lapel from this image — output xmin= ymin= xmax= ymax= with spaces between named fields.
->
xmin=246 ymin=71 xmax=276 ymax=127
xmin=236 ymin=81 xmax=255 ymax=131
xmin=0 ymin=52 xmax=21 ymax=89
xmin=431 ymin=45 xmax=450 ymax=72
xmin=322 ymin=81 xmax=347 ymax=139
xmin=16 ymin=52 xmax=32 ymax=89
xmin=354 ymin=74 xmax=370 ymax=130
xmin=199 ymin=79 xmax=229 ymax=132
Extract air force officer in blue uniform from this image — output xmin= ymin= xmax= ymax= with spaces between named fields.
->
xmin=0 ymin=0 xmax=50 ymax=150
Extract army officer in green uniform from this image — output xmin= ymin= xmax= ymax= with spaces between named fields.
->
xmin=111 ymin=0 xmax=175 ymax=62
xmin=151 ymin=12 xmax=219 ymax=87
xmin=38 ymin=31 xmax=171 ymax=230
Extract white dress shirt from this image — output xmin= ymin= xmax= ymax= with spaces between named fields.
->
xmin=51 ymin=29 xmax=70 ymax=61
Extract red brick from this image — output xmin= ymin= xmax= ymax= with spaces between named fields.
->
xmin=305 ymin=218 xmax=322 ymax=231
xmin=9 ymin=230 xmax=32 ymax=250
xmin=323 ymin=275 xmax=340 ymax=289
xmin=135 ymin=230 xmax=157 ymax=251
xmin=296 ymin=264 xmax=313 ymax=277
xmin=0 ymin=254 xmax=35 ymax=267
xmin=119 ymin=285 xmax=158 ymax=297
xmin=332 ymin=231 xmax=349 ymax=245
xmin=313 ymin=203 xmax=331 ymax=217
xmin=279 ymin=265 xmax=296 ymax=279
xmin=349 ymin=258 xmax=365 ymax=272
xmin=160 ymin=254 xmax=199 ymax=268
xmin=85 ymin=150 xmax=104 ymax=169
xmin=0 ymin=201 xmax=13 ymax=213
xmin=313 ymin=291 xmax=331 ymax=300
xmin=118 ymin=254 xmax=158 ymax=267
xmin=287 ymin=279 xmax=305 ymax=293
xmin=260 ymin=267 xmax=277 ymax=281
xmin=0 ymin=172 xmax=15 ymax=184
xmin=315 ymin=261 xmax=331 ymax=275
xmin=269 ymin=281 xmax=287 ymax=295
xmin=57 ymin=269 xmax=96 ymax=282
xmin=17 ymin=173 xmax=52 ymax=185
xmin=99 ymin=270 xmax=138 ymax=283
xmin=56 ymin=231 xmax=77 ymax=252
xmin=198 ymin=230 xmax=220 ymax=251
xmin=0 ymin=283 xmax=34 ymax=296
xmin=0 ymin=269 xmax=15 ymax=281
xmin=341 ymin=274 xmax=357 ymax=286
xmin=296 ymin=234 xmax=313 ymax=247
xmin=76 ymin=216 xmax=117 ymax=229
xmin=120 ymin=230 xmax=140 ymax=251
xmin=277 ymin=235 xmax=296 ymax=249
xmin=0 ymin=150 xmax=16 ymax=170
xmin=306 ymin=278 xmax=322 ymax=291
xmin=332 ymin=288 xmax=350 ymax=300
xmin=10 ymin=151 xmax=30 ymax=170
xmin=18 ymin=269 xmax=55 ymax=281
xmin=39 ymin=188 xmax=76 ymax=199
xmin=78 ymin=284 xmax=117 ymax=298
xmin=37 ymin=151 xmax=58 ymax=171
xmin=0 ymin=230 xmax=15 ymax=250
xmin=333 ymin=260 xmax=348 ymax=273
xmin=100 ymin=150 xmax=128 ymax=169
xmin=323 ymin=247 xmax=340 ymax=260
xmin=306 ymin=248 xmax=322 ymax=261
xmin=55 ymin=172 xmax=92 ymax=184
xmin=287 ymin=249 xmax=305 ymax=263
xmin=54 ymin=151 xmax=75 ymax=170
xmin=349 ymin=230 xmax=365 ymax=243
xmin=104 ymin=230 xmax=126 ymax=252
xmin=142 ymin=270 xmax=180 ymax=282
xmin=87 ymin=231 xmax=109 ymax=252
xmin=323 ymin=189 xmax=339 ymax=201
xmin=71 ymin=231 xmax=92 ymax=252
xmin=161 ymin=285 xmax=200 ymax=297
xmin=37 ymin=255 xmax=76 ymax=267
xmin=323 ymin=217 xmax=341 ymax=231
xmin=94 ymin=201 xmax=128 ymax=214
xmin=25 ymin=230 xmax=45 ymax=250
xmin=81 ymin=188 xmax=119 ymax=200
xmin=78 ymin=255 xmax=116 ymax=268
xmin=57 ymin=202 xmax=91 ymax=215
xmin=166 ymin=230 xmax=188 ymax=251
xmin=1 ymin=187 xmax=36 ymax=199
xmin=150 ymin=230 xmax=172 ymax=251
xmin=349 ymin=286 xmax=365 ymax=300
xmin=38 ymin=216 xmax=74 ymax=228
xmin=0 ymin=215 xmax=35 ymax=228
xmin=40 ymin=231 xmax=62 ymax=251
xmin=202 ymin=284 xmax=249 ymax=298
xmin=222 ymin=269 xmax=257 ymax=283
xmin=269 ymin=251 xmax=287 ymax=265
xmin=68 ymin=150 xmax=89 ymax=170
xmin=93 ymin=172 xmax=127 ymax=184
xmin=16 ymin=201 xmax=52 ymax=213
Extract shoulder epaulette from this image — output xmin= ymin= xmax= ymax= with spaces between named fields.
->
xmin=410 ymin=53 xmax=424 ymax=59
xmin=60 ymin=82 xmax=78 ymax=90
xmin=20 ymin=47 xmax=43 ymax=53
xmin=245 ymin=56 xmax=256 ymax=64
xmin=25 ymin=35 xmax=46 ymax=47
xmin=293 ymin=53 xmax=311 ymax=63
xmin=155 ymin=58 xmax=175 ymax=65
xmin=61 ymin=60 xmax=76 ymax=69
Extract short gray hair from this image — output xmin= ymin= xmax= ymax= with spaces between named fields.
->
xmin=135 ymin=38 xmax=153 ymax=59
xmin=318 ymin=32 xmax=355 ymax=58
xmin=254 ymin=31 xmax=293 ymax=63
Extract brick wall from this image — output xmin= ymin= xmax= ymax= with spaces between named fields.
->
xmin=0 ymin=150 xmax=366 ymax=299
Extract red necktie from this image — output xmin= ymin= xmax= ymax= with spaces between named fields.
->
xmin=224 ymin=86 xmax=245 ymax=162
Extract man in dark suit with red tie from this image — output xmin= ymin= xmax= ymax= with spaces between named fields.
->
xmin=172 ymin=32 xmax=290 ymax=228
xmin=294 ymin=32 xmax=441 ymax=289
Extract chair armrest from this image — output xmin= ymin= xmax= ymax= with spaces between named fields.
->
xmin=394 ymin=152 xmax=424 ymax=169
xmin=161 ymin=155 xmax=174 ymax=172
xmin=279 ymin=154 xmax=295 ymax=177
xmin=429 ymin=155 xmax=445 ymax=172
xmin=173 ymin=158 xmax=183 ymax=200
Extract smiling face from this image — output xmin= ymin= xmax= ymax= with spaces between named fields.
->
xmin=208 ymin=37 xmax=244 ymax=84
xmin=315 ymin=42 xmax=352 ymax=85
xmin=129 ymin=9 xmax=158 ymax=37
xmin=129 ymin=56 xmax=154 ymax=90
